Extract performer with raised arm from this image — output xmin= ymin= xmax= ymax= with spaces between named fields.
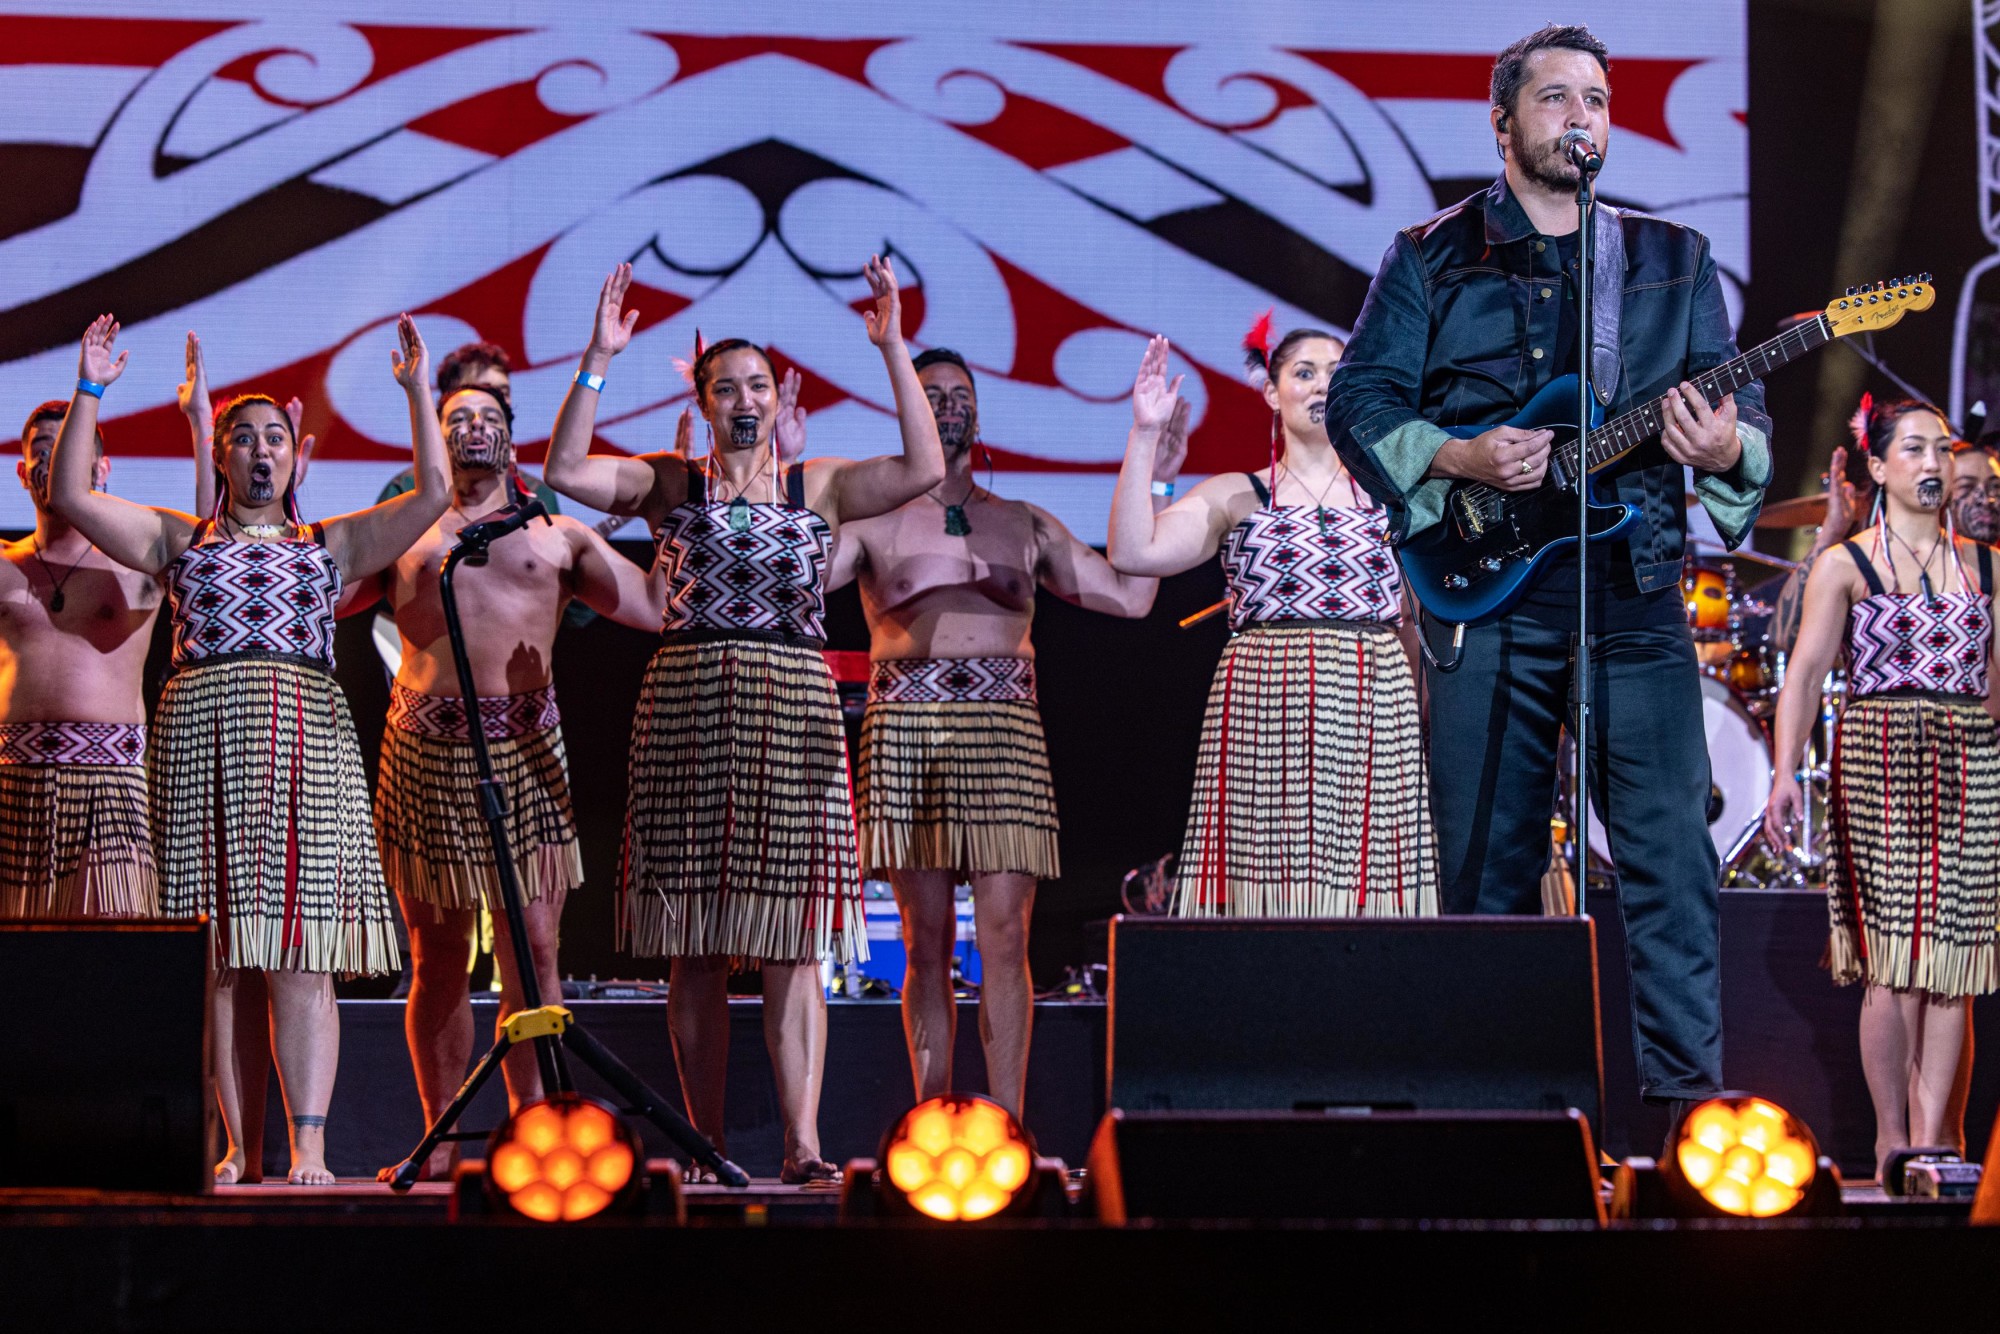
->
xmin=1764 ymin=398 xmax=2000 ymax=1180
xmin=1109 ymin=329 xmax=1438 ymax=917
xmin=827 ymin=343 xmax=1169 ymax=1117
xmin=1324 ymin=24 xmax=1770 ymax=1120
xmin=0 ymin=403 xmax=172 ymax=919
xmin=49 ymin=313 xmax=449 ymax=1186
xmin=543 ymin=259 xmax=945 ymax=1183
xmin=361 ymin=377 xmax=661 ymax=1180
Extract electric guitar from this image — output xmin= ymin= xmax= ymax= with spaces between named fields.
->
xmin=1397 ymin=276 xmax=1936 ymax=625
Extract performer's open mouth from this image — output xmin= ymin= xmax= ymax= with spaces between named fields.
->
xmin=729 ymin=415 xmax=759 ymax=445
xmin=1917 ymin=478 xmax=1944 ymax=508
xmin=247 ymin=460 xmax=276 ymax=503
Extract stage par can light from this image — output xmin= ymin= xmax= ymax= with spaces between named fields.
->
xmin=844 ymin=1095 xmax=1055 ymax=1222
xmin=1615 ymin=1093 xmax=1840 ymax=1220
xmin=485 ymin=1094 xmax=641 ymax=1222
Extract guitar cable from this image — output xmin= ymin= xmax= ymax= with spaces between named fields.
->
xmin=1415 ymin=611 xmax=1467 ymax=672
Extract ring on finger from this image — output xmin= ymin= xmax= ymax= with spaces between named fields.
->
xmin=1519 ymin=458 xmax=1532 ymax=475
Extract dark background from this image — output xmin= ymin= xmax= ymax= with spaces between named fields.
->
xmin=13 ymin=0 xmax=1994 ymax=989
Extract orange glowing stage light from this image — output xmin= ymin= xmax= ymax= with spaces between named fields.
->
xmin=885 ymin=1096 xmax=1036 ymax=1221
xmin=486 ymin=1094 xmax=641 ymax=1223
xmin=1612 ymin=1093 xmax=1841 ymax=1220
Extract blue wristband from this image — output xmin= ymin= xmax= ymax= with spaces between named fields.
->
xmin=1150 ymin=479 xmax=1175 ymax=498
xmin=574 ymin=370 xmax=606 ymax=393
xmin=76 ymin=379 xmax=106 ymax=399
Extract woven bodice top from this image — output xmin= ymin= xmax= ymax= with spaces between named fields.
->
xmin=1841 ymin=539 xmax=1993 ymax=699
xmin=1221 ymin=474 xmax=1402 ymax=631
xmin=165 ymin=521 xmax=340 ymax=671
xmin=654 ymin=463 xmax=830 ymax=643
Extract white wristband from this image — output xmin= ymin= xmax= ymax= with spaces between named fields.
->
xmin=1150 ymin=479 xmax=1175 ymax=498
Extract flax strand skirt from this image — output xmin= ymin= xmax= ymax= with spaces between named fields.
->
xmin=0 ymin=763 xmax=157 ymax=917
xmin=621 ymin=640 xmax=866 ymax=965
xmin=1826 ymin=694 xmax=2000 ymax=997
xmin=375 ymin=725 xmax=584 ymax=922
xmin=857 ymin=699 xmax=1061 ymax=880
xmin=151 ymin=658 xmax=399 ymax=974
xmin=1174 ymin=624 xmax=1439 ymax=918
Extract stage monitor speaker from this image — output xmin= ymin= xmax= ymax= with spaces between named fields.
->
xmin=1108 ymin=916 xmax=1603 ymax=1136
xmin=1085 ymin=1108 xmax=1605 ymax=1223
xmin=0 ymin=920 xmax=209 ymax=1192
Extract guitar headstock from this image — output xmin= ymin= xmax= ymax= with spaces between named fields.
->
xmin=1825 ymin=274 xmax=1935 ymax=337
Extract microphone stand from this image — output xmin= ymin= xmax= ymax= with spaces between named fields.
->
xmin=382 ymin=497 xmax=749 ymax=1190
xmin=1570 ymin=150 xmax=1599 ymax=918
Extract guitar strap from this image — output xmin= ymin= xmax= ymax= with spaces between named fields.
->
xmin=1589 ymin=202 xmax=1624 ymax=408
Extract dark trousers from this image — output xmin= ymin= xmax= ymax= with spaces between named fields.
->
xmin=1423 ymin=613 xmax=1723 ymax=1101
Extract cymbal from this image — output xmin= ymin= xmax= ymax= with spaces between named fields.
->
xmin=1754 ymin=493 xmax=1829 ymax=529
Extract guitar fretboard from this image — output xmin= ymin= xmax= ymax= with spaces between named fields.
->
xmin=1557 ymin=314 xmax=1832 ymax=478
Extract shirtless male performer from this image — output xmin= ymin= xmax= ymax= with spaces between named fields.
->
xmin=362 ymin=379 xmax=660 ymax=1177
xmin=829 ymin=346 xmax=1183 ymax=1115
xmin=0 ymin=403 xmax=168 ymax=918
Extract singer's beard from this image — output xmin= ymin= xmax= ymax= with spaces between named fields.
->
xmin=728 ymin=415 xmax=760 ymax=447
xmin=1917 ymin=478 xmax=1945 ymax=510
xmin=1518 ymin=135 xmax=1587 ymax=195
xmin=448 ymin=428 xmax=510 ymax=474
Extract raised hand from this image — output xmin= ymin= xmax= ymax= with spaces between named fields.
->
xmin=1131 ymin=335 xmax=1184 ymax=433
xmin=286 ymin=397 xmax=317 ymax=487
xmin=673 ymin=404 xmax=695 ymax=457
xmin=1824 ymin=444 xmax=1856 ymax=536
xmin=177 ymin=332 xmax=210 ymax=421
xmin=390 ymin=313 xmax=429 ymax=394
xmin=862 ymin=254 xmax=904 ymax=348
xmin=591 ymin=263 xmax=640 ymax=358
xmin=78 ymin=315 xmax=130 ymax=387
xmin=1155 ymin=397 xmax=1192 ymax=483
xmin=775 ymin=366 xmax=807 ymax=462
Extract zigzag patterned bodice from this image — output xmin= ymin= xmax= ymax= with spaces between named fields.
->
xmin=1221 ymin=502 xmax=1402 ymax=631
xmin=1847 ymin=592 xmax=1991 ymax=698
xmin=165 ymin=526 xmax=341 ymax=671
xmin=655 ymin=470 xmax=830 ymax=643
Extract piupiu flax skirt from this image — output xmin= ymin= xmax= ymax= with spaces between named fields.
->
xmin=621 ymin=639 xmax=865 ymax=965
xmin=1174 ymin=623 xmax=1438 ymax=918
xmin=856 ymin=657 xmax=1060 ymax=880
xmin=0 ymin=722 xmax=157 ymax=917
xmin=1826 ymin=693 xmax=2000 ymax=997
xmin=151 ymin=655 xmax=399 ymax=974
xmin=374 ymin=682 xmax=584 ymax=922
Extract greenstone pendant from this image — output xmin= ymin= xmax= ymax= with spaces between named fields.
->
xmin=943 ymin=504 xmax=971 ymax=537
xmin=728 ymin=495 xmax=751 ymax=532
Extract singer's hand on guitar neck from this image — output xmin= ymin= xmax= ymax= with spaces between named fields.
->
xmin=1428 ymin=424 xmax=1553 ymax=491
xmin=1660 ymin=382 xmax=1741 ymax=472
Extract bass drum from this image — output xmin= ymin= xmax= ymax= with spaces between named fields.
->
xmin=1586 ymin=675 xmax=1772 ymax=869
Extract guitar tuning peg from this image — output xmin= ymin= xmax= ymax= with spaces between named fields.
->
xmin=1845 ymin=286 xmax=1856 ymax=296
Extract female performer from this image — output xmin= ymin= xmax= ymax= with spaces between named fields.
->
xmin=1108 ymin=327 xmax=1438 ymax=917
xmin=1764 ymin=397 xmax=1999 ymax=1180
xmin=543 ymin=259 xmax=944 ymax=1182
xmin=50 ymin=313 xmax=448 ymax=1185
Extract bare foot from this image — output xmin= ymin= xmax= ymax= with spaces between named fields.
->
xmin=288 ymin=1157 xmax=336 ymax=1186
xmin=214 ymin=1149 xmax=261 ymax=1185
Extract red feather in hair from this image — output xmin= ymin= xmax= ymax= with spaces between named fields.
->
xmin=1242 ymin=309 xmax=1276 ymax=382
xmin=1848 ymin=390 xmax=1873 ymax=447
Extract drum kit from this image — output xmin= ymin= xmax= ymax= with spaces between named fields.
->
xmin=1572 ymin=493 xmax=1844 ymax=890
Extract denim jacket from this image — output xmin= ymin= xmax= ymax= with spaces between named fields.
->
xmin=1326 ymin=178 xmax=1771 ymax=596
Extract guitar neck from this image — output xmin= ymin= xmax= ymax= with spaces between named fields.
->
xmin=1580 ymin=313 xmax=1833 ymax=474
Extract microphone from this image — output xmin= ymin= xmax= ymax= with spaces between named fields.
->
xmin=455 ymin=495 xmax=549 ymax=551
xmin=1560 ymin=128 xmax=1602 ymax=173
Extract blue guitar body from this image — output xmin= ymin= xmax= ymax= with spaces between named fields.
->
xmin=1396 ymin=374 xmax=1637 ymax=625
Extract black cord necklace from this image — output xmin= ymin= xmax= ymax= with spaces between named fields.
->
xmin=29 ymin=534 xmax=88 ymax=613
xmin=927 ymin=477 xmax=978 ymax=536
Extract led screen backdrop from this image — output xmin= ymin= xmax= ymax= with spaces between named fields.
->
xmin=0 ymin=2 xmax=1747 ymax=539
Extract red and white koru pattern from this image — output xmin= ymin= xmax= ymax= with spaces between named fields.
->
xmin=0 ymin=8 xmax=1747 ymax=541
xmin=1222 ymin=504 xmax=1403 ymax=631
xmin=869 ymin=657 xmax=1038 ymax=705
xmin=165 ymin=533 xmax=342 ymax=671
xmin=657 ymin=501 xmax=832 ymax=643
xmin=1846 ymin=590 xmax=1994 ymax=699
xmin=387 ymin=680 xmax=561 ymax=740
xmin=0 ymin=721 xmax=146 ymax=767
